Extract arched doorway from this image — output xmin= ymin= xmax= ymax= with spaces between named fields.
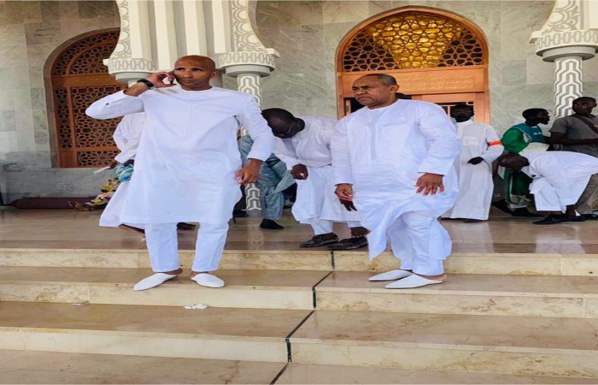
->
xmin=50 ymin=29 xmax=126 ymax=168
xmin=337 ymin=7 xmax=489 ymax=122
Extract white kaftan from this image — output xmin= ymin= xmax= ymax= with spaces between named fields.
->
xmin=273 ymin=116 xmax=361 ymax=224
xmin=87 ymin=87 xmax=274 ymax=225
xmin=444 ymin=120 xmax=504 ymax=220
xmin=99 ymin=113 xmax=145 ymax=228
xmin=521 ymin=151 xmax=598 ymax=212
xmin=332 ymin=100 xmax=461 ymax=260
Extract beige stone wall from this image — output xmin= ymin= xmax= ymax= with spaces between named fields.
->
xmin=0 ymin=1 xmax=119 ymax=201
xmin=255 ymin=0 xmax=598 ymax=134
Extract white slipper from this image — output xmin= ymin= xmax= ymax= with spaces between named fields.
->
xmin=133 ymin=273 xmax=178 ymax=291
xmin=191 ymin=273 xmax=225 ymax=288
xmin=384 ymin=274 xmax=442 ymax=289
xmin=369 ymin=269 xmax=412 ymax=282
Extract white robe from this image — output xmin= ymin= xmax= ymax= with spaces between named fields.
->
xmin=332 ymin=100 xmax=461 ymax=259
xmin=521 ymin=151 xmax=598 ymax=212
xmin=87 ymin=88 xmax=274 ymax=225
xmin=444 ymin=120 xmax=504 ymax=220
xmin=274 ymin=116 xmax=361 ymax=224
xmin=99 ymin=113 xmax=145 ymax=228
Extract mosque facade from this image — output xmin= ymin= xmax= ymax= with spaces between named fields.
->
xmin=0 ymin=0 xmax=597 ymax=204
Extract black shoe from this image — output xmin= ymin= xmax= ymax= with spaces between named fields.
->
xmin=177 ymin=222 xmax=196 ymax=231
xmin=463 ymin=219 xmax=483 ymax=223
xmin=533 ymin=214 xmax=569 ymax=225
xmin=233 ymin=210 xmax=248 ymax=218
xmin=328 ymin=236 xmax=368 ymax=250
xmin=582 ymin=212 xmax=598 ymax=220
xmin=260 ymin=219 xmax=284 ymax=230
xmin=511 ymin=208 xmax=543 ymax=217
xmin=491 ymin=200 xmax=514 ymax=215
xmin=300 ymin=234 xmax=340 ymax=248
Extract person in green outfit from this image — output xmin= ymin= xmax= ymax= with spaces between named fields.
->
xmin=494 ymin=108 xmax=551 ymax=217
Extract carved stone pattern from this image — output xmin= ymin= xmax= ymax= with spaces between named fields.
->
xmin=535 ymin=30 xmax=598 ymax=52
xmin=554 ymin=56 xmax=583 ymax=118
xmin=110 ymin=0 xmax=131 ymax=60
xmin=542 ymin=0 xmax=580 ymax=34
xmin=69 ymin=45 xmax=114 ymax=75
xmin=53 ymin=31 xmax=120 ymax=76
xmin=54 ymin=88 xmax=71 ymax=149
xmin=237 ymin=74 xmax=263 ymax=106
xmin=78 ymin=150 xmax=121 ymax=167
xmin=237 ymin=73 xmax=262 ymax=210
xmin=231 ymin=0 xmax=266 ymax=52
xmin=342 ymin=12 xmax=484 ymax=71
xmin=219 ymin=51 xmax=276 ymax=69
xmin=71 ymin=86 xmax=123 ymax=148
xmin=245 ymin=183 xmax=261 ymax=211
xmin=107 ymin=58 xmax=156 ymax=72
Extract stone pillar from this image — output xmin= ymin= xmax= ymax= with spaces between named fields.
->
xmin=531 ymin=0 xmax=598 ymax=118
xmin=104 ymin=0 xmax=156 ymax=83
xmin=216 ymin=0 xmax=279 ymax=212
xmin=219 ymin=57 xmax=275 ymax=211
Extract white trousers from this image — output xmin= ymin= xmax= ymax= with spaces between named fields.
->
xmin=386 ymin=212 xmax=449 ymax=276
xmin=310 ymin=219 xmax=362 ymax=235
xmin=145 ymin=222 xmax=229 ymax=272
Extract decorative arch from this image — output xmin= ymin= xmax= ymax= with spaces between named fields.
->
xmin=336 ymin=7 xmax=490 ymax=122
xmin=49 ymin=29 xmax=126 ymax=168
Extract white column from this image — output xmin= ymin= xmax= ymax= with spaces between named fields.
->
xmin=553 ymin=56 xmax=583 ymax=117
xmin=152 ymin=0 xmax=178 ymax=71
xmin=181 ymin=1 xmax=208 ymax=55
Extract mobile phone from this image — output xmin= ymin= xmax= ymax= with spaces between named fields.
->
xmin=168 ymin=71 xmax=177 ymax=85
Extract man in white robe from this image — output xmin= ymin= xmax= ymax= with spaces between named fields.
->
xmin=262 ymin=108 xmax=367 ymax=250
xmin=87 ymin=56 xmax=274 ymax=290
xmin=443 ymin=104 xmax=504 ymax=222
xmin=332 ymin=74 xmax=460 ymax=289
xmin=99 ymin=112 xmax=145 ymax=234
xmin=498 ymin=151 xmax=598 ymax=224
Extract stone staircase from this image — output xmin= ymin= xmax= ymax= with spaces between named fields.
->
xmin=0 ymin=248 xmax=597 ymax=384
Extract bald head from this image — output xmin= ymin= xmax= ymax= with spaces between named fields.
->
xmin=172 ymin=55 xmax=218 ymax=91
xmin=175 ymin=55 xmax=216 ymax=71
xmin=497 ymin=153 xmax=529 ymax=172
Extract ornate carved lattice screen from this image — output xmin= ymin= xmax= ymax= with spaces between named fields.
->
xmin=341 ymin=11 xmax=485 ymax=71
xmin=51 ymin=30 xmax=126 ymax=168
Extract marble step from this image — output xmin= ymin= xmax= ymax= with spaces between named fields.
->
xmin=0 ymin=266 xmax=329 ymax=310
xmin=1 ymin=351 xmax=593 ymax=385
xmin=334 ymin=250 xmax=598 ymax=276
xmin=289 ymin=310 xmax=598 ymax=378
xmin=0 ymin=349 xmax=286 ymax=384
xmin=0 ymin=302 xmax=310 ymax=362
xmin=276 ymin=363 xmax=598 ymax=384
xmin=1 ymin=247 xmax=598 ymax=276
xmin=315 ymin=272 xmax=598 ymax=318
xmin=0 ymin=248 xmax=332 ymax=271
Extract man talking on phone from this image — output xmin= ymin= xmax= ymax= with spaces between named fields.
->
xmin=86 ymin=55 xmax=274 ymax=290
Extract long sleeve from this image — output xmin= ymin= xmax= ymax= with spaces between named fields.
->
xmin=86 ymin=91 xmax=144 ymax=120
xmin=273 ymin=139 xmax=300 ymax=170
xmin=416 ymin=104 xmax=461 ymax=175
xmin=481 ymin=125 xmax=504 ymax=163
xmin=535 ymin=161 xmax=577 ymax=205
xmin=113 ymin=113 xmax=145 ymax=163
xmin=236 ymin=97 xmax=274 ymax=162
xmin=115 ymin=134 xmax=140 ymax=163
xmin=331 ymin=120 xmax=354 ymax=185
xmin=112 ymin=124 xmax=127 ymax=152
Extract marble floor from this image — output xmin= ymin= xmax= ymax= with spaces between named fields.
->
xmin=0 ymin=208 xmax=597 ymax=254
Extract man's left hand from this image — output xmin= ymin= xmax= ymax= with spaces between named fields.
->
xmin=415 ymin=173 xmax=444 ymax=196
xmin=468 ymin=157 xmax=484 ymax=165
xmin=236 ymin=159 xmax=262 ymax=184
